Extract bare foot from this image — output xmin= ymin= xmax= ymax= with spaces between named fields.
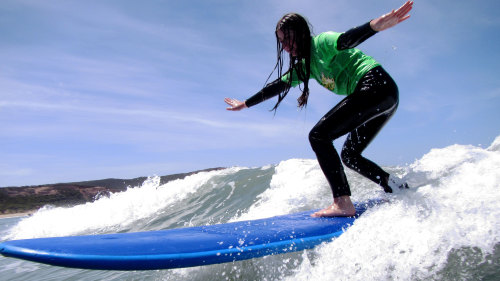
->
xmin=311 ymin=196 xmax=356 ymax=217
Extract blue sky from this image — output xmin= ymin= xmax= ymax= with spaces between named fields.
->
xmin=1 ymin=0 xmax=499 ymax=187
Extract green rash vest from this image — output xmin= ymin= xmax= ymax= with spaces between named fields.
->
xmin=282 ymin=31 xmax=380 ymax=96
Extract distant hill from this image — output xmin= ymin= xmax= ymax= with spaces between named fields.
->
xmin=0 ymin=168 xmax=224 ymax=216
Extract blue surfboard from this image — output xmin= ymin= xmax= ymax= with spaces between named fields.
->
xmin=0 ymin=200 xmax=381 ymax=270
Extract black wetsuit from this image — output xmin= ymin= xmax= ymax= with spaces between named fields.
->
xmin=245 ymin=22 xmax=399 ymax=197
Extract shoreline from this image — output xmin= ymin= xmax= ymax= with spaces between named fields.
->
xmin=0 ymin=211 xmax=36 ymax=219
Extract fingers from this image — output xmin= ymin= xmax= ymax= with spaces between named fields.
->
xmin=382 ymin=0 xmax=411 ymax=26
xmin=398 ymin=15 xmax=411 ymax=24
xmin=225 ymin=98 xmax=236 ymax=110
xmin=395 ymin=1 xmax=413 ymax=18
xmin=224 ymin=97 xmax=245 ymax=111
xmin=224 ymin=98 xmax=239 ymax=107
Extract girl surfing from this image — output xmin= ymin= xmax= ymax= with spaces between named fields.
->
xmin=225 ymin=1 xmax=413 ymax=217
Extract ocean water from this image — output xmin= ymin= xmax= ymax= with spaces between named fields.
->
xmin=1 ymin=137 xmax=499 ymax=281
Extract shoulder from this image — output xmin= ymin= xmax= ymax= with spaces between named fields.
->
xmin=313 ymin=32 xmax=341 ymax=49
xmin=314 ymin=32 xmax=341 ymax=43
xmin=312 ymin=31 xmax=342 ymax=55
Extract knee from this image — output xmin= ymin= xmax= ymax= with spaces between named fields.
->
xmin=308 ymin=129 xmax=320 ymax=148
xmin=308 ymin=128 xmax=328 ymax=151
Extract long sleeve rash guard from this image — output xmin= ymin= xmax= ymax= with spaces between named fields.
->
xmin=245 ymin=21 xmax=378 ymax=108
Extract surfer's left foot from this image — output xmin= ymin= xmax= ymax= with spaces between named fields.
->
xmin=387 ymin=175 xmax=409 ymax=193
xmin=312 ymin=196 xmax=356 ymax=217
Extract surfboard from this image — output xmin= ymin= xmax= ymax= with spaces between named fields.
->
xmin=0 ymin=200 xmax=382 ymax=271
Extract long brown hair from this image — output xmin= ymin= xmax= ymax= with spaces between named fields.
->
xmin=266 ymin=13 xmax=312 ymax=111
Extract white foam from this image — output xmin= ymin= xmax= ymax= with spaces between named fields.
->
xmin=5 ymin=168 xmax=240 ymax=239
xmin=233 ymin=157 xmax=384 ymax=222
xmin=286 ymin=137 xmax=500 ymax=280
xmin=233 ymin=159 xmax=328 ymax=221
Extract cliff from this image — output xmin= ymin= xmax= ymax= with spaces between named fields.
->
xmin=0 ymin=168 xmax=224 ymax=216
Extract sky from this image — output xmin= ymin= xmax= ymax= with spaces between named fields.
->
xmin=1 ymin=0 xmax=499 ymax=187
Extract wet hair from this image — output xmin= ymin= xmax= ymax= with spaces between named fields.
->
xmin=266 ymin=13 xmax=312 ymax=111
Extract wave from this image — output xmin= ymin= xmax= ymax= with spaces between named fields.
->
xmin=2 ymin=136 xmax=499 ymax=280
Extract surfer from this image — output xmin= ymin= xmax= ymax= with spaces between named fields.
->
xmin=225 ymin=1 xmax=413 ymax=217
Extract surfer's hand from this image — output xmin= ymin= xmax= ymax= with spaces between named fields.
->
xmin=225 ymin=98 xmax=247 ymax=111
xmin=370 ymin=0 xmax=413 ymax=32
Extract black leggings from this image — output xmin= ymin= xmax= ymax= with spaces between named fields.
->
xmin=309 ymin=66 xmax=398 ymax=198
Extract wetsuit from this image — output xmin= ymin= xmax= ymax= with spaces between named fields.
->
xmin=245 ymin=21 xmax=399 ymax=196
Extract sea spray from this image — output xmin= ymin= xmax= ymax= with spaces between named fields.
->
xmin=233 ymin=158 xmax=386 ymax=222
xmin=285 ymin=138 xmax=500 ymax=281
xmin=5 ymin=168 xmax=243 ymax=239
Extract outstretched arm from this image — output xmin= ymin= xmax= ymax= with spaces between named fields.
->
xmin=225 ymin=78 xmax=288 ymax=111
xmin=337 ymin=22 xmax=377 ymax=51
xmin=370 ymin=0 xmax=413 ymax=32
xmin=337 ymin=1 xmax=413 ymax=50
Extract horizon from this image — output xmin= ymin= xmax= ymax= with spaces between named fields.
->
xmin=0 ymin=166 xmax=225 ymax=188
xmin=1 ymin=0 xmax=499 ymax=186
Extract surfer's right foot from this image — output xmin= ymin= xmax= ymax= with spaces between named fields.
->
xmin=312 ymin=196 xmax=356 ymax=217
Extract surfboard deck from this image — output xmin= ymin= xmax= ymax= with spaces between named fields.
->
xmin=0 ymin=200 xmax=382 ymax=270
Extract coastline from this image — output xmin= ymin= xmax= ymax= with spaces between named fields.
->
xmin=0 ymin=211 xmax=36 ymax=219
xmin=0 ymin=168 xmax=225 ymax=220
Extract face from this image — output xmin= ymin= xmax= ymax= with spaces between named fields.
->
xmin=277 ymin=29 xmax=298 ymax=57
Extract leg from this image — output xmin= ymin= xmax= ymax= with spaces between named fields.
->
xmin=341 ymin=114 xmax=395 ymax=192
xmin=340 ymin=67 xmax=400 ymax=192
xmin=309 ymin=102 xmax=357 ymax=217
xmin=308 ymin=96 xmax=360 ymax=199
